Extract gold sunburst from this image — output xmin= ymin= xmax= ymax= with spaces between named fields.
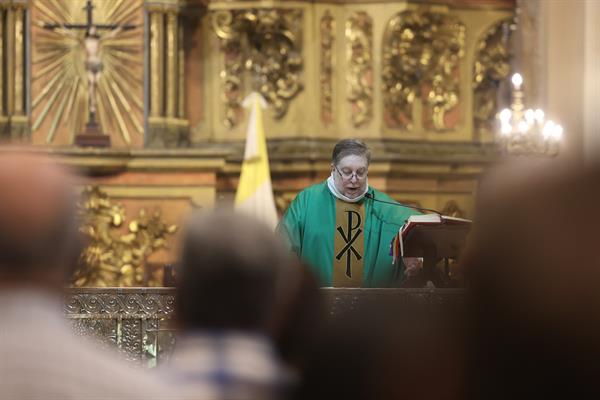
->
xmin=31 ymin=0 xmax=143 ymax=145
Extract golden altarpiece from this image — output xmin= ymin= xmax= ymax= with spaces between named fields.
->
xmin=0 ymin=0 xmax=513 ymax=288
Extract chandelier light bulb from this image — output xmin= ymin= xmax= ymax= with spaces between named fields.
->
xmin=501 ymin=122 xmax=512 ymax=135
xmin=543 ymin=120 xmax=555 ymax=139
xmin=534 ymin=109 xmax=545 ymax=123
xmin=525 ymin=109 xmax=535 ymax=124
xmin=511 ymin=73 xmax=523 ymax=90
xmin=499 ymin=108 xmax=512 ymax=123
xmin=553 ymin=124 xmax=564 ymax=140
xmin=518 ymin=120 xmax=529 ymax=133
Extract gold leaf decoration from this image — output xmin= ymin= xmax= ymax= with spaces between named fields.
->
xmin=441 ymin=200 xmax=466 ymax=218
xmin=73 ymin=186 xmax=177 ymax=287
xmin=31 ymin=0 xmax=143 ymax=145
xmin=473 ymin=19 xmax=513 ymax=134
xmin=382 ymin=9 xmax=465 ymax=131
xmin=346 ymin=11 xmax=373 ymax=127
xmin=212 ymin=9 xmax=304 ymax=128
xmin=320 ymin=11 xmax=335 ymax=126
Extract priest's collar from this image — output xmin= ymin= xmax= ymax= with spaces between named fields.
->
xmin=326 ymin=175 xmax=370 ymax=203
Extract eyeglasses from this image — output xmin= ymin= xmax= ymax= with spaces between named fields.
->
xmin=334 ymin=165 xmax=368 ymax=181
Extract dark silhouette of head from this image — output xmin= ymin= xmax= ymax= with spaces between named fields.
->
xmin=463 ymin=161 xmax=600 ymax=399
xmin=176 ymin=210 xmax=294 ymax=333
xmin=294 ymin=299 xmax=465 ymax=400
xmin=0 ymin=151 xmax=79 ymax=289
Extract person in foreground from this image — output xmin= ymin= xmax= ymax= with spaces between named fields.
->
xmin=462 ymin=160 xmax=600 ymax=399
xmin=278 ymin=139 xmax=419 ymax=287
xmin=0 ymin=151 xmax=177 ymax=400
xmin=165 ymin=210 xmax=297 ymax=400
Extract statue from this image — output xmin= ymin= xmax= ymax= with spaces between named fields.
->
xmin=44 ymin=0 xmax=135 ymax=147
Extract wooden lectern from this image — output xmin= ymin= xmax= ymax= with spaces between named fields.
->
xmin=393 ymin=215 xmax=471 ymax=288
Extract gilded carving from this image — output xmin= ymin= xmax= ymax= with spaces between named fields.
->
xmin=73 ymin=186 xmax=177 ymax=288
xmin=212 ymin=9 xmax=303 ymax=128
xmin=320 ymin=11 xmax=335 ymax=126
xmin=275 ymin=192 xmax=297 ymax=216
xmin=441 ymin=200 xmax=467 ymax=218
xmin=473 ymin=19 xmax=513 ymax=133
xmin=346 ymin=11 xmax=373 ymax=127
xmin=65 ymin=289 xmax=175 ymax=365
xmin=64 ymin=287 xmax=460 ymax=365
xmin=382 ymin=10 xmax=465 ymax=131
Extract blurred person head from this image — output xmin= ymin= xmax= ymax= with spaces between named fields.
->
xmin=331 ymin=139 xmax=370 ymax=199
xmin=0 ymin=151 xmax=79 ymax=289
xmin=176 ymin=210 xmax=295 ymax=333
xmin=0 ymin=151 xmax=193 ymax=400
xmin=271 ymin=262 xmax=326 ymax=371
xmin=463 ymin=160 xmax=600 ymax=399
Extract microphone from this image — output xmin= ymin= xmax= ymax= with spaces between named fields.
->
xmin=364 ymin=192 xmax=442 ymax=215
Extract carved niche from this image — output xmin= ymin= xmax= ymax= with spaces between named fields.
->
xmin=211 ymin=9 xmax=304 ymax=128
xmin=320 ymin=10 xmax=335 ymax=126
xmin=382 ymin=9 xmax=465 ymax=132
xmin=473 ymin=19 xmax=513 ymax=134
xmin=346 ymin=11 xmax=373 ymax=128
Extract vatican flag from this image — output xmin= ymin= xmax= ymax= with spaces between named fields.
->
xmin=234 ymin=92 xmax=278 ymax=229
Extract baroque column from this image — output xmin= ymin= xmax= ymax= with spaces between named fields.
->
xmin=146 ymin=2 xmax=189 ymax=148
xmin=0 ymin=1 xmax=29 ymax=140
xmin=149 ymin=9 xmax=164 ymax=119
xmin=165 ymin=10 xmax=178 ymax=119
xmin=12 ymin=3 xmax=28 ymax=139
xmin=178 ymin=22 xmax=185 ymax=120
xmin=0 ymin=5 xmax=5 ymax=131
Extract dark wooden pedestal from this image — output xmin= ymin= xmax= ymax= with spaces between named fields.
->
xmin=75 ymin=122 xmax=111 ymax=147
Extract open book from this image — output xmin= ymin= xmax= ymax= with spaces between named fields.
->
xmin=390 ymin=214 xmax=472 ymax=263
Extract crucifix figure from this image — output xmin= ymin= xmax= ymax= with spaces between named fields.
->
xmin=44 ymin=0 xmax=136 ymax=146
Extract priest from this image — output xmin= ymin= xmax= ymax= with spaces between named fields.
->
xmin=278 ymin=139 xmax=419 ymax=287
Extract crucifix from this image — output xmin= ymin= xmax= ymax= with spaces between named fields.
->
xmin=44 ymin=0 xmax=136 ymax=147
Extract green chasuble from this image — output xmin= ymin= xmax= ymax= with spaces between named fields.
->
xmin=277 ymin=181 xmax=419 ymax=287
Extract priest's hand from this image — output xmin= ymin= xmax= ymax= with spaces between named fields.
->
xmin=403 ymin=257 xmax=423 ymax=276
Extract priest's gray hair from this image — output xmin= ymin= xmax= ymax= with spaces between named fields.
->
xmin=332 ymin=139 xmax=371 ymax=167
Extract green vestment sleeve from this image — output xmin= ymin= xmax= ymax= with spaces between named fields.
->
xmin=277 ymin=181 xmax=420 ymax=287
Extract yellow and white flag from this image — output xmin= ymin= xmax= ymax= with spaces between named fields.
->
xmin=234 ymin=92 xmax=278 ymax=229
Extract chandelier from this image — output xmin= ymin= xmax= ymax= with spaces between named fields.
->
xmin=497 ymin=73 xmax=563 ymax=157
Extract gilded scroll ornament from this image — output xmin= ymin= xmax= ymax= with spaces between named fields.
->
xmin=382 ymin=10 xmax=465 ymax=131
xmin=346 ymin=12 xmax=373 ymax=127
xmin=320 ymin=11 xmax=335 ymax=126
xmin=441 ymin=200 xmax=466 ymax=218
xmin=73 ymin=186 xmax=177 ymax=287
xmin=32 ymin=0 xmax=144 ymax=144
xmin=212 ymin=9 xmax=303 ymax=128
xmin=275 ymin=192 xmax=297 ymax=216
xmin=473 ymin=19 xmax=513 ymax=134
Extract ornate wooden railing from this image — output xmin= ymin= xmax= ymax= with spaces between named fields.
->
xmin=64 ymin=287 xmax=464 ymax=366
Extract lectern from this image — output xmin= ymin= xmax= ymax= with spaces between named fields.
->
xmin=392 ymin=215 xmax=471 ymax=288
